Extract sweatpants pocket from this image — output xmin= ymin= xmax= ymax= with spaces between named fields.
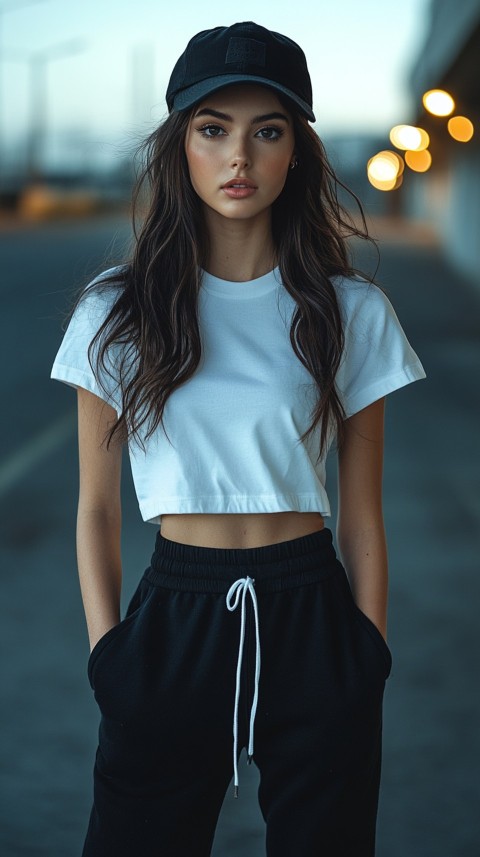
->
xmin=334 ymin=565 xmax=393 ymax=680
xmin=351 ymin=599 xmax=393 ymax=678
xmin=87 ymin=576 xmax=155 ymax=690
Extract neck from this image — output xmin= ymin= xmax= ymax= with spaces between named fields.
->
xmin=202 ymin=207 xmax=276 ymax=282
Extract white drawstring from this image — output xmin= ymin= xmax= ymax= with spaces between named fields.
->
xmin=225 ymin=576 xmax=261 ymax=797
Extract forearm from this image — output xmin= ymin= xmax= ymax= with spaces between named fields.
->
xmin=76 ymin=506 xmax=122 ymax=651
xmin=336 ymin=519 xmax=389 ymax=640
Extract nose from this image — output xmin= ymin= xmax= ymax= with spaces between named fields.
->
xmin=230 ymin=155 xmax=250 ymax=170
xmin=230 ymin=141 xmax=251 ymax=171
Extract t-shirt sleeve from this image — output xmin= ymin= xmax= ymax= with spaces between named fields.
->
xmin=334 ymin=277 xmax=426 ymax=418
xmin=50 ymin=272 xmax=124 ymax=413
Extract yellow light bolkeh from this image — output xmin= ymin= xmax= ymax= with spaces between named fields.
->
xmin=390 ymin=125 xmax=420 ymax=150
xmin=367 ymin=175 xmax=395 ymax=191
xmin=415 ymin=128 xmax=430 ymax=151
xmin=367 ymin=151 xmax=404 ymax=190
xmin=405 ymin=149 xmax=432 ymax=172
xmin=390 ymin=125 xmax=430 ymax=151
xmin=423 ymin=89 xmax=455 ymax=116
xmin=447 ymin=116 xmax=474 ymax=142
xmin=367 ymin=174 xmax=404 ymax=192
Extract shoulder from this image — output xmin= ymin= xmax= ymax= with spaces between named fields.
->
xmin=77 ymin=265 xmax=128 ymax=311
xmin=332 ymin=272 xmax=426 ymax=416
xmin=51 ymin=266 xmax=129 ymax=408
xmin=70 ymin=265 xmax=128 ymax=333
xmin=331 ymin=273 xmax=394 ymax=321
xmin=330 ymin=273 xmax=403 ymax=345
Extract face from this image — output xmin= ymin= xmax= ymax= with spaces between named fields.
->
xmin=184 ymin=84 xmax=295 ymax=226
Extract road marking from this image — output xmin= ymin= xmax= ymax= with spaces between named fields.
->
xmin=0 ymin=410 xmax=76 ymax=499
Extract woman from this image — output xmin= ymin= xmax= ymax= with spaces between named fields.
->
xmin=51 ymin=21 xmax=426 ymax=857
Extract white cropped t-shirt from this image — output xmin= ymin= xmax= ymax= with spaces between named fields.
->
xmin=51 ymin=266 xmax=426 ymax=523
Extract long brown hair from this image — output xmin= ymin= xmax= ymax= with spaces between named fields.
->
xmin=82 ymin=100 xmax=378 ymax=459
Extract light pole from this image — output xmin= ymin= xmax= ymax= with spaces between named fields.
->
xmin=25 ymin=38 xmax=86 ymax=179
xmin=0 ymin=0 xmax=47 ymax=189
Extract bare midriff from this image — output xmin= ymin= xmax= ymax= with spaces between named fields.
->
xmin=160 ymin=511 xmax=325 ymax=549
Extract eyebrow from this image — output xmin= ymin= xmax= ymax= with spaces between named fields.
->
xmin=194 ymin=108 xmax=290 ymax=124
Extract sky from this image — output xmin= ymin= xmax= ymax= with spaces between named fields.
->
xmin=0 ymin=0 xmax=431 ymax=168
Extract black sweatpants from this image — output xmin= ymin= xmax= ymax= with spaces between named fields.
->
xmin=83 ymin=527 xmax=392 ymax=857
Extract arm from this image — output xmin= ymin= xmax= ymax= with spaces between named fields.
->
xmin=336 ymin=397 xmax=388 ymax=641
xmin=76 ymin=387 xmax=124 ymax=652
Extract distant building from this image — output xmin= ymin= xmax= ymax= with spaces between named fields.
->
xmin=408 ymin=0 xmax=480 ymax=284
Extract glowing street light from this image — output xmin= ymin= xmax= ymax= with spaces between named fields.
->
xmin=423 ymin=89 xmax=455 ymax=117
xmin=415 ymin=128 xmax=430 ymax=151
xmin=390 ymin=125 xmax=422 ymax=150
xmin=390 ymin=124 xmax=430 ymax=151
xmin=405 ymin=149 xmax=432 ymax=172
xmin=367 ymin=150 xmax=404 ymax=191
xmin=447 ymin=116 xmax=474 ymax=142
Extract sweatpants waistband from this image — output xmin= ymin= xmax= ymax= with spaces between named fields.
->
xmin=144 ymin=526 xmax=342 ymax=797
xmin=145 ymin=527 xmax=340 ymax=594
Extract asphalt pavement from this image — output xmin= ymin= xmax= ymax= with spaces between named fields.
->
xmin=0 ymin=213 xmax=479 ymax=856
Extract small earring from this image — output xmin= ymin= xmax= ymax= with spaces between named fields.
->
xmin=290 ymin=157 xmax=299 ymax=170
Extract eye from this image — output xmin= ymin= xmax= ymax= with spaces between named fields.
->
xmin=255 ymin=126 xmax=284 ymax=141
xmin=198 ymin=124 xmax=226 ymax=139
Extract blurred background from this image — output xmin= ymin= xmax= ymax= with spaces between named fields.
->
xmin=1 ymin=1 xmax=479 ymax=855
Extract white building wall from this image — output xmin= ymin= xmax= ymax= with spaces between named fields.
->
xmin=408 ymin=0 xmax=480 ymax=285
xmin=446 ymin=147 xmax=480 ymax=281
xmin=404 ymin=146 xmax=480 ymax=284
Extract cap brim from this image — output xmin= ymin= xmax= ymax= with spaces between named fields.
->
xmin=172 ymin=74 xmax=315 ymax=122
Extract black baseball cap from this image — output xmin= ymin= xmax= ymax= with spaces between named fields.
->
xmin=166 ymin=22 xmax=315 ymax=122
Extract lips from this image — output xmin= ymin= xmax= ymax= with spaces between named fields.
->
xmin=222 ymin=178 xmax=257 ymax=189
